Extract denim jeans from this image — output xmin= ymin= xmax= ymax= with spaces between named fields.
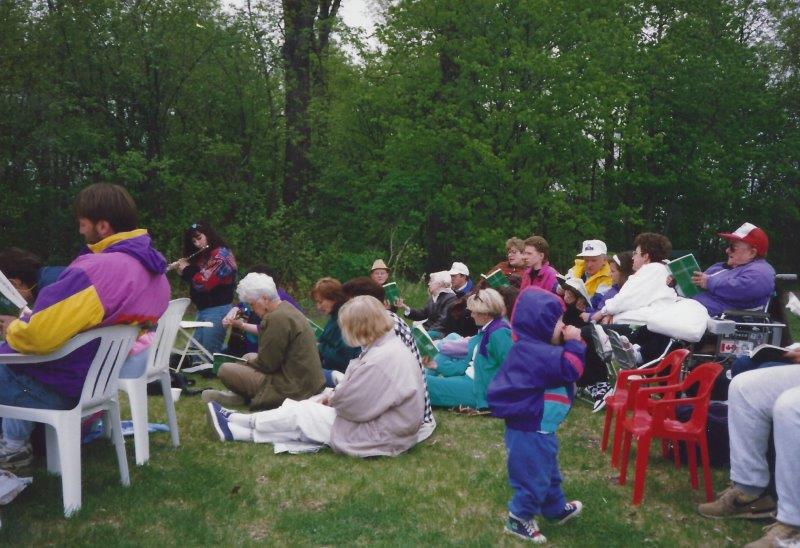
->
xmin=505 ymin=428 xmax=566 ymax=521
xmin=194 ymin=304 xmax=231 ymax=363
xmin=0 ymin=364 xmax=75 ymax=443
xmin=119 ymin=349 xmax=149 ymax=379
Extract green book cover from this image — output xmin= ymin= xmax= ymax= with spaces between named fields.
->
xmin=0 ymin=269 xmax=26 ymax=316
xmin=481 ymin=268 xmax=509 ymax=289
xmin=0 ymin=295 xmax=20 ymax=317
xmin=411 ymin=324 xmax=438 ymax=360
xmin=667 ymin=254 xmax=702 ymax=298
xmin=308 ymin=318 xmax=324 ymax=339
xmin=383 ymin=282 xmax=401 ymax=303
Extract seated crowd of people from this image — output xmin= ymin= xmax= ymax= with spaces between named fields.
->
xmin=0 ymin=183 xmax=797 ymax=546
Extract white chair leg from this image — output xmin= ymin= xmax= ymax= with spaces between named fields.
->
xmin=160 ymin=373 xmax=180 ymax=448
xmin=106 ymin=402 xmax=130 ymax=486
xmin=126 ymin=381 xmax=151 ymax=465
xmin=45 ymin=423 xmax=62 ymax=475
xmin=55 ymin=415 xmax=82 ymax=517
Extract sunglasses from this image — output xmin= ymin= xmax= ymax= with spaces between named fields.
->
xmin=189 ymin=223 xmax=201 ymax=230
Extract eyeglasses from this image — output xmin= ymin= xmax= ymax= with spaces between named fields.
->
xmin=632 ymin=250 xmax=643 ymax=257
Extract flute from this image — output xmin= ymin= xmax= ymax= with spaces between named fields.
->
xmin=167 ymin=245 xmax=209 ymax=271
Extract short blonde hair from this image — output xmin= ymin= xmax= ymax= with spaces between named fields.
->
xmin=506 ymin=237 xmax=525 ymax=253
xmin=338 ymin=295 xmax=394 ymax=347
xmin=466 ymin=288 xmax=506 ymax=318
xmin=429 ymin=271 xmax=451 ymax=288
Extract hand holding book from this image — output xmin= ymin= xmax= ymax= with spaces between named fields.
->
xmin=690 ymin=271 xmax=708 ymax=289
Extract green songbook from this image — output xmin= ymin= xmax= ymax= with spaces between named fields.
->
xmin=411 ymin=324 xmax=438 ymax=360
xmin=0 ymin=295 xmax=20 ymax=317
xmin=0 ymin=269 xmax=27 ymax=317
xmin=481 ymin=268 xmax=510 ymax=289
xmin=667 ymin=254 xmax=702 ymax=298
xmin=308 ymin=318 xmax=324 ymax=339
xmin=383 ymin=282 xmax=401 ymax=304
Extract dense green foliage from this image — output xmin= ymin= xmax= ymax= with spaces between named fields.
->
xmin=1 ymin=0 xmax=798 ymax=287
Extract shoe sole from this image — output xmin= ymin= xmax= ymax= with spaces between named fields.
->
xmin=202 ymin=391 xmax=245 ymax=407
xmin=503 ymin=527 xmax=547 ymax=544
xmin=0 ymin=455 xmax=33 ymax=470
xmin=182 ymin=363 xmax=213 ymax=373
xmin=697 ymin=509 xmax=776 ymax=520
xmin=205 ymin=403 xmax=227 ymax=442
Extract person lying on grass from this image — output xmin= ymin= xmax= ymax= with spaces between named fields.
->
xmin=487 ymin=288 xmax=585 ymax=543
xmin=206 ymin=296 xmax=427 ymax=457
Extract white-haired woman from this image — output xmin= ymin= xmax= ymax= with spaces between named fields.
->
xmin=395 ymin=271 xmax=457 ymax=338
xmin=206 ymin=296 xmax=427 ymax=457
xmin=426 ymin=289 xmax=512 ymax=411
xmin=202 ymin=272 xmax=325 ymax=410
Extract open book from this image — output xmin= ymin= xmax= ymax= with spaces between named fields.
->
xmin=749 ymin=342 xmax=800 ymax=363
xmin=481 ymin=268 xmax=509 ymax=289
xmin=667 ymin=254 xmax=702 ymax=298
xmin=0 ymin=269 xmax=29 ymax=317
xmin=382 ymin=282 xmax=401 ymax=304
xmin=411 ymin=322 xmax=438 ymax=360
xmin=786 ymin=292 xmax=800 ymax=318
xmin=212 ymin=352 xmax=247 ymax=374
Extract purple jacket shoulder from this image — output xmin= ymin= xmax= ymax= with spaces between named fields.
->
xmin=487 ymin=290 xmax=585 ymax=432
xmin=693 ymin=259 xmax=775 ymax=317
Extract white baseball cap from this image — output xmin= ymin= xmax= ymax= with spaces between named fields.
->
xmin=576 ymin=239 xmax=607 ymax=257
xmin=448 ymin=262 xmax=470 ymax=276
xmin=558 ymin=277 xmax=592 ymax=304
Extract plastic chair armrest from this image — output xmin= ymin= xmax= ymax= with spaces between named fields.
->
xmin=634 ymin=383 xmax=682 ymax=409
xmin=0 ymin=352 xmax=55 ymax=364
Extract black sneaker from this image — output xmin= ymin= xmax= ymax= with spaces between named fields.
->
xmin=555 ymin=501 xmax=583 ymax=525
xmin=504 ymin=513 xmax=547 ymax=543
xmin=206 ymin=402 xmax=234 ymax=442
xmin=0 ymin=440 xmax=33 ymax=469
xmin=592 ymin=384 xmax=611 ymax=413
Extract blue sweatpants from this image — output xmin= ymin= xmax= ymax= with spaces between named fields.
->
xmin=505 ymin=427 xmax=566 ymax=521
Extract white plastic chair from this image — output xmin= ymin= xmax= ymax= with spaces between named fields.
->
xmin=119 ymin=298 xmax=190 ymax=465
xmin=0 ymin=325 xmax=139 ymax=517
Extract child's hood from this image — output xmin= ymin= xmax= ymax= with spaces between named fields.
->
xmin=512 ymin=289 xmax=565 ymax=343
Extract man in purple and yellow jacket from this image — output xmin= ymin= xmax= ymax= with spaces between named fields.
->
xmin=0 ymin=183 xmax=170 ymax=468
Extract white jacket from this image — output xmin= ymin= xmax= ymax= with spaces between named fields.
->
xmin=601 ymin=262 xmax=677 ymax=324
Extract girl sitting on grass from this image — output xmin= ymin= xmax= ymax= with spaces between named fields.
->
xmin=426 ymin=288 xmax=512 ymax=412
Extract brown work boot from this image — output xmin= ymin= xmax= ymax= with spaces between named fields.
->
xmin=201 ymin=389 xmax=245 ymax=407
xmin=744 ymin=521 xmax=800 ymax=548
xmin=697 ymin=486 xmax=776 ymax=519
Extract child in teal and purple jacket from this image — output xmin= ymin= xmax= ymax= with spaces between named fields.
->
xmin=487 ymin=289 xmax=585 ymax=543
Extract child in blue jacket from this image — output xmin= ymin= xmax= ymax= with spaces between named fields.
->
xmin=488 ymin=288 xmax=586 ymax=543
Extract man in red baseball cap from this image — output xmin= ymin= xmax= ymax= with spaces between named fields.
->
xmin=691 ymin=222 xmax=775 ymax=316
xmin=717 ymin=222 xmax=769 ymax=257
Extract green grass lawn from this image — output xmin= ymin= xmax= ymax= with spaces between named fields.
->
xmin=4 ymin=281 xmax=792 ymax=546
xmin=0 ymin=385 xmax=765 ymax=546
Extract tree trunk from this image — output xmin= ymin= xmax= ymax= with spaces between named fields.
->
xmin=281 ymin=0 xmax=317 ymax=206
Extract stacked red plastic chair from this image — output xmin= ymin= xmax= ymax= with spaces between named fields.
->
xmin=618 ymin=362 xmax=723 ymax=505
xmin=601 ymin=349 xmax=690 ymax=468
